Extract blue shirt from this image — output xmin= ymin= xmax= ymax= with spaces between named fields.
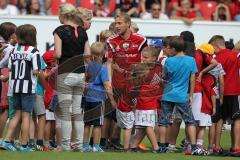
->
xmin=162 ymin=55 xmax=197 ymax=103
xmin=36 ymin=57 xmax=46 ymax=96
xmin=85 ymin=61 xmax=109 ymax=102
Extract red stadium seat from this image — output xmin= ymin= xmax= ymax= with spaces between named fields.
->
xmin=200 ymin=1 xmax=217 ymax=20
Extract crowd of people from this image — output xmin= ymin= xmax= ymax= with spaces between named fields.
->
xmin=0 ymin=0 xmax=240 ymax=23
xmin=0 ymin=2 xmax=240 ymax=157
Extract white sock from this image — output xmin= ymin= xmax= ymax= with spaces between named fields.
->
xmin=197 ymin=139 xmax=204 ymax=146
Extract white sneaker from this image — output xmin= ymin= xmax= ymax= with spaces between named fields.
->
xmin=92 ymin=146 xmax=104 ymax=152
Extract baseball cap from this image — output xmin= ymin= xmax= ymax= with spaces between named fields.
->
xmin=149 ymin=39 xmax=163 ymax=48
xmin=197 ymin=43 xmax=215 ymax=55
xmin=42 ymin=50 xmax=55 ymax=64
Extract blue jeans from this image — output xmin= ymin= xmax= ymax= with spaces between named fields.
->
xmin=14 ymin=93 xmax=35 ymax=113
xmin=159 ymin=101 xmax=196 ymax=126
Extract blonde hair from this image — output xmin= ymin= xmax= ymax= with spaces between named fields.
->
xmin=91 ymin=42 xmax=105 ymax=57
xmin=59 ymin=3 xmax=77 ymax=17
xmin=115 ymin=12 xmax=131 ymax=24
xmin=233 ymin=40 xmax=240 ymax=52
xmin=142 ymin=46 xmax=160 ymax=59
xmin=99 ymin=30 xmax=115 ymax=42
xmin=130 ymin=22 xmax=139 ymax=33
xmin=77 ymin=7 xmax=93 ymax=20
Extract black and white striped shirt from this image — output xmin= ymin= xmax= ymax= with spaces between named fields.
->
xmin=8 ymin=44 xmax=41 ymax=94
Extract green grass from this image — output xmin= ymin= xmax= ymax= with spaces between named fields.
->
xmin=0 ymin=129 xmax=236 ymax=160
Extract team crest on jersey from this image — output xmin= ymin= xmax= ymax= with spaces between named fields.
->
xmin=120 ymin=41 xmax=132 ymax=50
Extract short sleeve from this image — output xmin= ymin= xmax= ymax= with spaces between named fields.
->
xmin=100 ymin=65 xmax=109 ymax=83
xmin=31 ymin=49 xmax=41 ymax=71
xmin=106 ymin=40 xmax=114 ymax=61
xmin=40 ymin=56 xmax=46 ymax=70
xmin=191 ymin=58 xmax=198 ymax=73
xmin=53 ymin=26 xmax=64 ymax=39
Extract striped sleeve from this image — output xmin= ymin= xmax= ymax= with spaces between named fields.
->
xmin=31 ymin=49 xmax=41 ymax=71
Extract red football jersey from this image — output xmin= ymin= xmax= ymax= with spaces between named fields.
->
xmin=135 ymin=65 xmax=163 ymax=110
xmin=44 ymin=68 xmax=57 ymax=109
xmin=194 ymin=50 xmax=213 ymax=93
xmin=201 ymin=74 xmax=217 ymax=115
xmin=215 ymin=49 xmax=240 ymax=95
xmin=107 ymin=32 xmax=147 ymax=89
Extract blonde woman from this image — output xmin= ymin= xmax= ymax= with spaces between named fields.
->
xmin=53 ymin=3 xmax=90 ymax=151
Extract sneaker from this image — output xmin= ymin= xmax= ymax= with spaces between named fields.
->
xmin=92 ymin=146 xmax=104 ymax=152
xmin=138 ymin=143 xmax=151 ymax=151
xmin=14 ymin=141 xmax=21 ymax=150
xmin=1 ymin=141 xmax=17 ymax=151
xmin=82 ymin=145 xmax=92 ymax=152
xmin=110 ymin=140 xmax=123 ymax=150
xmin=191 ymin=146 xmax=209 ymax=156
xmin=212 ymin=146 xmax=223 ymax=155
xmin=167 ymin=146 xmax=179 ymax=153
xmin=30 ymin=144 xmax=44 ymax=151
xmin=151 ymin=150 xmax=159 ymax=154
xmin=100 ymin=140 xmax=110 ymax=150
xmin=158 ymin=147 xmax=167 ymax=153
xmin=129 ymin=147 xmax=141 ymax=153
xmin=230 ymin=148 xmax=240 ymax=157
xmin=19 ymin=146 xmax=33 ymax=152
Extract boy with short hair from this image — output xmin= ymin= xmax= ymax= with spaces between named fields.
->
xmin=82 ymin=42 xmax=116 ymax=152
xmin=209 ymin=35 xmax=240 ymax=155
xmin=158 ymin=36 xmax=205 ymax=155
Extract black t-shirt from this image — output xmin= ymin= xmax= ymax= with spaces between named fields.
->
xmin=53 ymin=25 xmax=88 ymax=73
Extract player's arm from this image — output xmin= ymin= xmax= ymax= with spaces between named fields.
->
xmin=32 ymin=52 xmax=41 ymax=75
xmin=219 ymin=74 xmax=224 ymax=106
xmin=83 ymin=41 xmax=92 ymax=64
xmin=53 ymin=33 xmax=62 ymax=59
xmin=197 ymin=58 xmax=218 ymax=82
xmin=103 ymin=81 xmax=116 ymax=108
xmin=189 ymin=73 xmax=196 ymax=107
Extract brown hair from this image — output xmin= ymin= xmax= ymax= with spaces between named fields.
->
xmin=99 ymin=29 xmax=115 ymax=42
xmin=16 ymin=24 xmax=37 ymax=46
xmin=169 ymin=36 xmax=185 ymax=52
xmin=208 ymin=35 xmax=225 ymax=47
xmin=0 ymin=22 xmax=16 ymax=41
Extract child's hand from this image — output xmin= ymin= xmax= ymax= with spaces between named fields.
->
xmin=110 ymin=100 xmax=117 ymax=109
xmin=196 ymin=72 xmax=203 ymax=82
xmin=212 ymin=107 xmax=216 ymax=116
xmin=189 ymin=96 xmax=193 ymax=108
xmin=50 ymin=66 xmax=58 ymax=74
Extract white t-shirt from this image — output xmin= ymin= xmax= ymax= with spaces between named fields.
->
xmin=141 ymin=12 xmax=169 ymax=20
xmin=0 ymin=5 xmax=19 ymax=16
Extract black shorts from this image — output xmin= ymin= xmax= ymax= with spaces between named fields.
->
xmin=104 ymin=99 xmax=117 ymax=122
xmin=211 ymin=99 xmax=223 ymax=123
xmin=83 ymin=101 xmax=104 ymax=126
xmin=222 ymin=96 xmax=240 ymax=121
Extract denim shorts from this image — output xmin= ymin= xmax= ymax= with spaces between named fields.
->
xmin=159 ymin=101 xmax=196 ymax=126
xmin=14 ymin=93 xmax=35 ymax=113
